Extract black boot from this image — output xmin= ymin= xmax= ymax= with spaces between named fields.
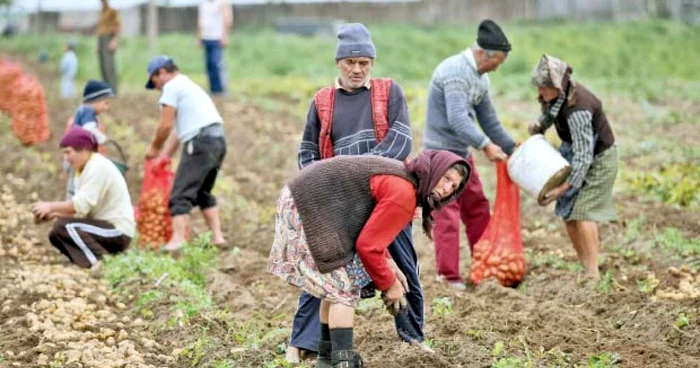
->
xmin=331 ymin=350 xmax=363 ymax=368
xmin=316 ymin=340 xmax=333 ymax=368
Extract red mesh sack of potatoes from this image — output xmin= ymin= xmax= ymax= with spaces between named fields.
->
xmin=137 ymin=156 xmax=174 ymax=248
xmin=10 ymin=74 xmax=50 ymax=145
xmin=470 ymin=161 xmax=526 ymax=287
xmin=0 ymin=61 xmax=23 ymax=111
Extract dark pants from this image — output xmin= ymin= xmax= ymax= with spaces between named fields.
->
xmin=170 ymin=134 xmax=226 ymax=216
xmin=289 ymin=224 xmax=424 ymax=351
xmin=49 ymin=217 xmax=130 ymax=268
xmin=202 ymin=39 xmax=226 ymax=94
xmin=98 ymin=35 xmax=118 ymax=95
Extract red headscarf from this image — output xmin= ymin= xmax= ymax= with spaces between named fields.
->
xmin=405 ymin=150 xmax=471 ymax=238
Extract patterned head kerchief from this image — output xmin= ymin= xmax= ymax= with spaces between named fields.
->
xmin=531 ymin=54 xmax=571 ymax=94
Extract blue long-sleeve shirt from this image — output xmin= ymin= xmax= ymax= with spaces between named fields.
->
xmin=423 ymin=49 xmax=515 ymax=157
xmin=298 ymin=80 xmax=412 ymax=169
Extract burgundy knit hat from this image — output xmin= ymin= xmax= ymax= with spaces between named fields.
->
xmin=405 ymin=150 xmax=471 ymax=238
xmin=59 ymin=127 xmax=98 ymax=152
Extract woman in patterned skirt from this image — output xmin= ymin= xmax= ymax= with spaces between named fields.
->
xmin=268 ymin=150 xmax=470 ymax=367
xmin=529 ymin=54 xmax=618 ymax=280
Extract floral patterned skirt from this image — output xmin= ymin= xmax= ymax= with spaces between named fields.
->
xmin=267 ymin=186 xmax=371 ymax=307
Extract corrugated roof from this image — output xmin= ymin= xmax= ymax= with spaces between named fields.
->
xmin=11 ymin=0 xmax=418 ymax=13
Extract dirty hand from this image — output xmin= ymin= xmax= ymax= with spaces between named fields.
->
xmin=527 ymin=121 xmax=542 ymax=135
xmin=483 ymin=143 xmax=508 ymax=162
xmin=382 ymin=295 xmax=408 ymax=317
xmin=382 ymin=279 xmax=408 ymax=316
xmin=539 ymin=182 xmax=571 ymax=206
xmin=32 ymin=202 xmax=52 ymax=221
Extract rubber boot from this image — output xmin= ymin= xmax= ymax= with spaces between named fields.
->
xmin=331 ymin=349 xmax=363 ymax=368
xmin=316 ymin=340 xmax=333 ymax=368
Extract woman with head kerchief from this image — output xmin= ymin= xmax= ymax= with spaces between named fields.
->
xmin=529 ymin=54 xmax=618 ymax=280
xmin=268 ymin=150 xmax=470 ymax=367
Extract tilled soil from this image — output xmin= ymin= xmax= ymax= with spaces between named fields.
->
xmin=0 ymin=180 xmax=174 ymax=368
xmin=1 ymin=57 xmax=699 ymax=367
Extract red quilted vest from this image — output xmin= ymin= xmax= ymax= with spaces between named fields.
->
xmin=314 ymin=78 xmax=392 ymax=159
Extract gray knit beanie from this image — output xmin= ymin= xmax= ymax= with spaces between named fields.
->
xmin=335 ymin=23 xmax=376 ymax=60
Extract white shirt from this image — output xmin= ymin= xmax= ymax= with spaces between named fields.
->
xmin=158 ymin=74 xmax=224 ymax=143
xmin=199 ymin=0 xmax=229 ymax=41
xmin=73 ymin=153 xmax=135 ymax=237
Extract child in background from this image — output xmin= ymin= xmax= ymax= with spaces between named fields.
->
xmin=64 ymin=80 xmax=114 ymax=199
xmin=60 ymin=39 xmax=78 ymax=98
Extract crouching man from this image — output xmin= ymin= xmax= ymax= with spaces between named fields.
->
xmin=33 ymin=127 xmax=135 ymax=269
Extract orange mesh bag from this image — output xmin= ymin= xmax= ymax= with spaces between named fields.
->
xmin=470 ymin=161 xmax=526 ymax=287
xmin=10 ymin=74 xmax=50 ymax=145
xmin=137 ymin=156 xmax=175 ymax=248
xmin=0 ymin=61 xmax=23 ymax=111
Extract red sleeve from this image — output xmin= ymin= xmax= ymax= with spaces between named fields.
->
xmin=356 ymin=175 xmax=417 ymax=291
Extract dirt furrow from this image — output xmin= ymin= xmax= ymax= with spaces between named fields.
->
xmin=0 ymin=180 xmax=174 ymax=368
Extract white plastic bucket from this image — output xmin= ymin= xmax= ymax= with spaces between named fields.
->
xmin=507 ymin=134 xmax=572 ymax=203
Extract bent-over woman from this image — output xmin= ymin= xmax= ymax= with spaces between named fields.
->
xmin=268 ymin=150 xmax=470 ymax=367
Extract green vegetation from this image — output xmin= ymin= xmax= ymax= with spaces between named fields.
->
xmin=492 ymin=356 xmax=528 ymax=368
xmin=2 ymin=20 xmax=697 ymax=367
xmin=595 ymin=270 xmax=616 ymax=294
xmin=667 ymin=310 xmax=693 ymax=340
xmin=101 ymin=234 xmax=293 ymax=367
xmin=489 ymin=337 xmax=574 ymax=368
xmin=587 ymin=352 xmax=621 ymax=368
xmin=492 ymin=340 xmax=506 ymax=357
xmin=102 ymin=233 xmax=218 ymax=320
xmin=431 ymin=296 xmax=453 ymax=317
xmin=622 ymin=216 xmax=646 ymax=244
xmin=466 ymin=328 xmax=486 ymax=341
xmin=673 ymin=312 xmax=692 ymax=330
xmin=49 ymin=352 xmax=65 ymax=368
xmin=655 ymin=227 xmax=700 ymax=257
xmin=636 ymin=274 xmax=660 ymax=294
xmin=627 ymin=162 xmax=700 ymax=208
xmin=490 ymin=340 xmax=529 ymax=368
xmin=529 ymin=250 xmax=584 ymax=273
xmin=2 ymin=21 xmax=699 ymax=102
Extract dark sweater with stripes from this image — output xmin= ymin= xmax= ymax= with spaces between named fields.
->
xmin=298 ymin=82 xmax=412 ymax=169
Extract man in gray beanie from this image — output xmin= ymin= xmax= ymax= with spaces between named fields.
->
xmin=334 ymin=22 xmax=376 ymax=64
xmin=423 ymin=19 xmax=516 ymax=289
xmin=287 ymin=22 xmax=427 ymax=367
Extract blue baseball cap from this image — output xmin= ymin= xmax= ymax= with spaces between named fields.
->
xmin=145 ymin=55 xmax=173 ymax=89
